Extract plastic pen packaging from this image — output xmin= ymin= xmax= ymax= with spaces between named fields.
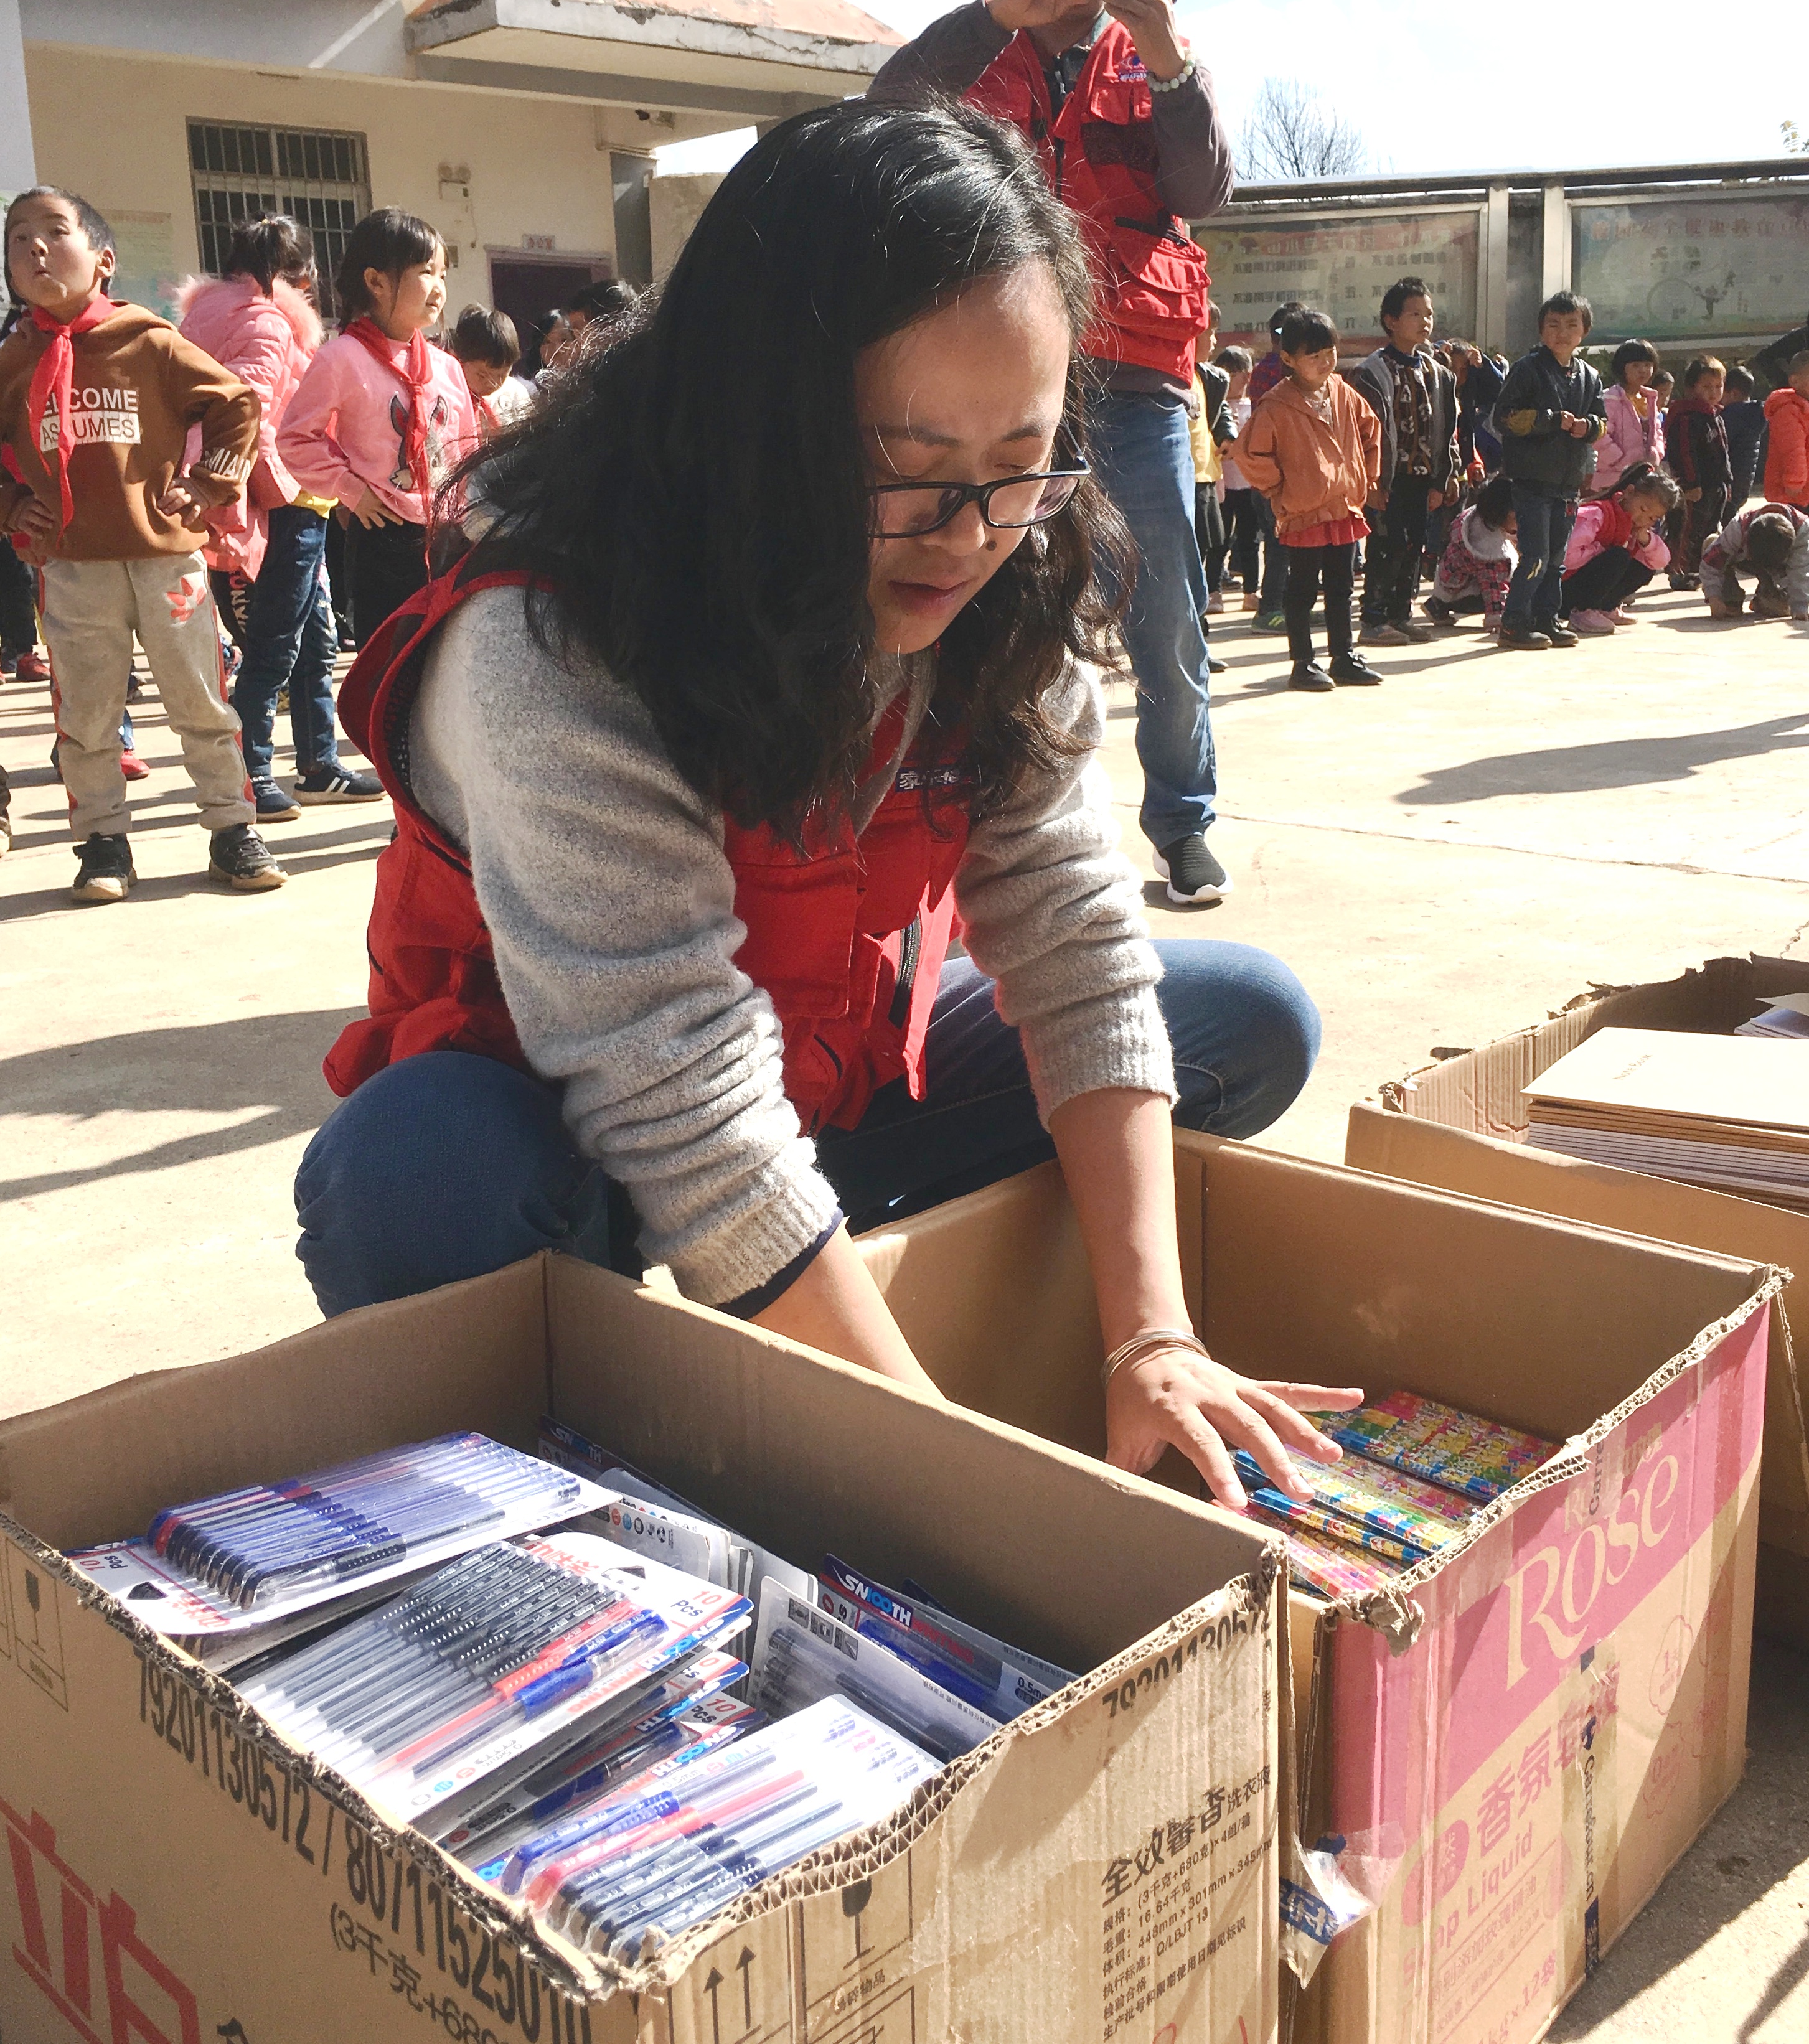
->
xmin=1227 ymin=1453 xmax=1470 ymax=1564
xmin=819 ymin=1555 xmax=1074 ymax=1722
xmin=1253 ymin=1513 xmax=1407 ymax=1603
xmin=518 ymin=1699 xmax=938 ymax=1957
xmin=70 ymin=1433 xmax=616 ymax=1636
xmin=1325 ymin=1392 xmax=1559 ymax=1504
xmin=237 ymin=1534 xmax=750 ymax=1826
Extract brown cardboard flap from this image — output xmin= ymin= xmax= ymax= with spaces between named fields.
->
xmin=1174 ymin=1134 xmax=1765 ymax=1443
xmin=542 ymin=1257 xmax=1275 ymax=1676
xmin=0 ymin=1259 xmax=551 ymax=1554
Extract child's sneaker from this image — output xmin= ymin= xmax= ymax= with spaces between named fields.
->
xmin=208 ymin=823 xmax=288 ymax=891
xmin=120 ymin=748 xmax=150 ymax=781
xmin=1610 ymin=607 xmax=1637 ymax=625
xmin=1205 ymin=591 xmax=1226 ymax=615
xmin=13 ymin=650 xmax=50 ymax=685
xmin=1546 ymin=622 xmax=1580 ymax=648
xmin=1328 ymin=652 xmax=1381 ymax=685
xmin=1241 ymin=592 xmax=1261 ymax=611
xmin=1422 ymin=595 xmax=1457 ymax=626
xmin=1570 ymin=609 xmax=1617 ymax=635
xmin=72 ymin=833 xmax=136 ymax=904
xmin=1154 ymin=834 xmax=1232 ymax=902
xmin=1289 ymin=663 xmax=1335 ymax=691
xmin=294 ymin=765 xmax=385 ymax=804
xmin=1498 ymin=629 xmax=1551 ymax=650
xmin=1251 ymin=610 xmax=1289 ymax=634
xmin=1359 ymin=621 xmax=1411 ymax=647
xmin=253 ymin=778 xmax=302 ymax=822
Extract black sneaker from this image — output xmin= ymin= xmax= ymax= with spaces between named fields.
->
xmin=1422 ymin=595 xmax=1456 ymax=626
xmin=1251 ymin=611 xmax=1290 ymax=634
xmin=208 ymin=823 xmax=287 ymax=891
xmin=1328 ymin=652 xmax=1381 ymax=685
xmin=1206 ymin=652 xmax=1228 ymax=674
xmin=294 ymin=765 xmax=385 ymax=804
xmin=1289 ymin=663 xmax=1335 ymax=692
xmin=72 ymin=833 xmax=136 ymax=904
xmin=1497 ymin=629 xmax=1551 ymax=651
xmin=1546 ymin=622 xmax=1579 ymax=649
xmin=252 ymin=778 xmax=301 ymax=822
xmin=1154 ymin=834 xmax=1232 ymax=903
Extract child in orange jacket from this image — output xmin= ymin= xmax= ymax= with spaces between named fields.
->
xmin=1762 ymin=352 xmax=1809 ymax=511
xmin=1234 ymin=308 xmax=1383 ymax=691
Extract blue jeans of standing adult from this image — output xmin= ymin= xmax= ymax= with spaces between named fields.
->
xmin=1503 ymin=489 xmax=1577 ymax=634
xmin=233 ymin=505 xmax=342 ymax=782
xmin=1089 ymin=391 xmax=1218 ymax=850
xmin=294 ymin=940 xmax=1318 ymax=1318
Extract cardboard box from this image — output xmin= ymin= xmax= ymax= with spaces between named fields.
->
xmin=853 ymin=1134 xmax=1780 ymax=2044
xmin=1347 ymin=953 xmax=1809 ymax=1649
xmin=0 ymin=1254 xmax=1287 ymax=2044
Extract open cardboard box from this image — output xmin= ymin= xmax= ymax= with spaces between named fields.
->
xmin=0 ymin=1254 xmax=1287 ymax=2044
xmin=1347 ymin=953 xmax=1809 ymax=1650
xmin=854 ymin=1133 xmax=1780 ymax=2044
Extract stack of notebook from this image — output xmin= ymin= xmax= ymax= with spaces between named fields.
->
xmin=1523 ymin=1025 xmax=1809 ymax=1209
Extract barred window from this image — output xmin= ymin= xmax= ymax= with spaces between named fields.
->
xmin=188 ymin=121 xmax=370 ymax=320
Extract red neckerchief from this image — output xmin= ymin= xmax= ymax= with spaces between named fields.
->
xmin=26 ymin=296 xmax=117 ymax=535
xmin=346 ymin=316 xmax=433 ymax=522
xmin=1599 ymin=496 xmax=1635 ymax=551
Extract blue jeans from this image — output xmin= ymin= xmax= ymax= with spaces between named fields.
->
xmin=233 ymin=505 xmax=341 ymax=781
xmin=295 ymin=940 xmax=1318 ymax=1318
xmin=1089 ymin=391 xmax=1218 ymax=849
xmin=1503 ymin=489 xmax=1577 ymax=634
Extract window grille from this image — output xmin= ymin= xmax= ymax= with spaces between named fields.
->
xmin=188 ymin=121 xmax=370 ymax=320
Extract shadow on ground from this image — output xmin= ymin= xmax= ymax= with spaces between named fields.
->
xmin=1546 ymin=1636 xmax=1809 ymax=2040
xmin=0 ymin=1010 xmax=361 ymax=1201
xmin=1396 ymin=716 xmax=1809 ymax=805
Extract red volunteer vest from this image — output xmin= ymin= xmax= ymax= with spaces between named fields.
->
xmin=967 ymin=21 xmax=1211 ymax=382
xmin=325 ymin=568 xmax=972 ymax=1133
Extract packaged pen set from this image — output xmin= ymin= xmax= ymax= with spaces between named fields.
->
xmin=1241 ymin=1391 xmax=1559 ymax=1601
xmin=70 ymin=1420 xmax=1069 ymax=1962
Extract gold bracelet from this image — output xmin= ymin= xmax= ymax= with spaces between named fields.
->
xmin=1101 ymin=1326 xmax=1209 ymax=1388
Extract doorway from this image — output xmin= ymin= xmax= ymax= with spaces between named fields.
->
xmin=487 ymin=255 xmax=611 ymax=369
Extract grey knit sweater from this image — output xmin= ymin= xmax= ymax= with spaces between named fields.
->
xmin=408 ymin=584 xmax=1173 ymax=1308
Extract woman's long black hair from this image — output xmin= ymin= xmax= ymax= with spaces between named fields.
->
xmin=451 ymin=99 xmax=1127 ymax=833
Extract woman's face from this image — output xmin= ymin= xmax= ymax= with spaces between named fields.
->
xmin=856 ymin=264 xmax=1071 ymax=657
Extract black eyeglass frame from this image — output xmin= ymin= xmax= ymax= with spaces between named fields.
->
xmin=866 ymin=462 xmax=1091 ymax=537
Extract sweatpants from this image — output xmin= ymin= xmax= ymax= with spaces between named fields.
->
xmin=39 ymin=553 xmax=253 ymax=843
xmin=1284 ymin=541 xmax=1356 ymax=668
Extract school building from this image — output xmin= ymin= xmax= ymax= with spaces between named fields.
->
xmin=1201 ymin=159 xmax=1809 ymax=365
xmin=1 ymin=0 xmax=899 ymax=334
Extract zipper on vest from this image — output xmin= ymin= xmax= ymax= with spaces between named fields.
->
xmin=888 ymin=917 xmax=923 ymax=1029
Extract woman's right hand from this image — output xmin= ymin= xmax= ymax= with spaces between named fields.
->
xmin=350 ymin=487 xmax=399 ymax=528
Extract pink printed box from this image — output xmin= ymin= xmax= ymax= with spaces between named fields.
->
xmin=852 ymin=1131 xmax=1782 ymax=2044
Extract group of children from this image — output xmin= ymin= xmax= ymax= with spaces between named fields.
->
xmin=0 ymin=187 xmax=576 ymax=900
xmin=1193 ymin=279 xmax=1809 ymax=690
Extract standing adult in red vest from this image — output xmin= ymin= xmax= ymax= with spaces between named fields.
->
xmin=872 ymin=0 xmax=1234 ymax=906
xmin=294 ymin=103 xmax=1348 ymax=1506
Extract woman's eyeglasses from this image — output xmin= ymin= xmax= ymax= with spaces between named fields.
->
xmin=867 ymin=464 xmax=1089 ymax=538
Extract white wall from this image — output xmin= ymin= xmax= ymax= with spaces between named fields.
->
xmin=649 ymin=172 xmax=723 ymax=279
xmin=1 ymin=0 xmax=37 ymax=188
xmin=22 ymin=45 xmax=627 ymax=307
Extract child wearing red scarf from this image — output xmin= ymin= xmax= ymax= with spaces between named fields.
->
xmin=277 ymin=209 xmax=475 ymax=647
xmin=0 ymin=186 xmax=282 ymax=904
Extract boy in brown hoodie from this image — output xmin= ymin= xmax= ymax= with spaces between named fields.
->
xmin=0 ymin=186 xmax=286 ymax=902
xmin=1234 ymin=308 xmax=1383 ymax=691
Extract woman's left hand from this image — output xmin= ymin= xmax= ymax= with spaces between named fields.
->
xmin=1104 ymin=1337 xmax=1362 ymax=1508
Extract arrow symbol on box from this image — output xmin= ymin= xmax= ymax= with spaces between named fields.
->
xmin=703 ymin=1967 xmax=723 ymax=2044
xmin=737 ymin=1945 xmax=756 ymax=2027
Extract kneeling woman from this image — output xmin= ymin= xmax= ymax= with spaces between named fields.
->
xmin=298 ymin=102 xmax=1355 ymax=1506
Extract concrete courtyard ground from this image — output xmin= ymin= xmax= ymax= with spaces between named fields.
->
xmin=2 ymin=584 xmax=1805 ymax=2037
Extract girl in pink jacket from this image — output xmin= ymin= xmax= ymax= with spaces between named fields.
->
xmin=1561 ymin=462 xmax=1678 ymax=632
xmin=179 ymin=216 xmax=380 ymax=817
xmin=1587 ymin=339 xmax=1666 ymax=497
xmin=276 ymin=208 xmax=474 ymax=647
